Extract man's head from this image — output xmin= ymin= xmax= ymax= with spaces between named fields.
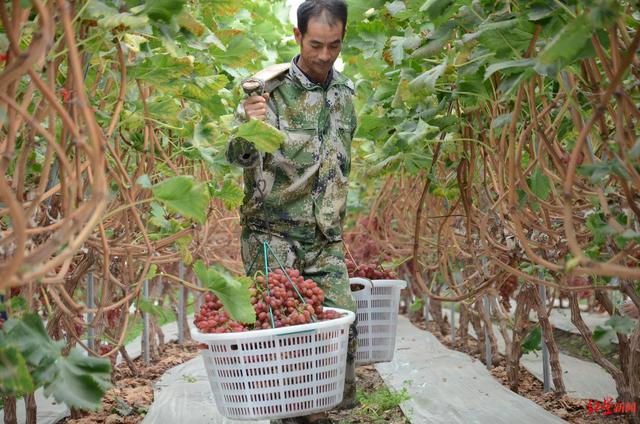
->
xmin=294 ymin=0 xmax=348 ymax=84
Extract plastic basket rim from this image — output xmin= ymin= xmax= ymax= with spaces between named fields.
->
xmin=349 ymin=278 xmax=407 ymax=289
xmin=191 ymin=307 xmax=355 ymax=342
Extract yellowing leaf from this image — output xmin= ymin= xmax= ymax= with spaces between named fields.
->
xmin=234 ymin=120 xmax=284 ymax=153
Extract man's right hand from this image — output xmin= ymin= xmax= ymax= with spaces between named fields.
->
xmin=242 ymin=93 xmax=270 ymax=121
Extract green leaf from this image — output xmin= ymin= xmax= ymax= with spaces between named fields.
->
xmin=409 ymin=60 xmax=447 ymax=94
xmin=420 ymin=0 xmax=453 ymax=18
xmin=146 ymin=264 xmax=158 ymax=281
xmin=526 ymin=3 xmax=560 ymax=21
xmin=84 ymin=0 xmax=149 ymax=30
xmin=412 ymin=38 xmax=448 ymax=59
xmin=586 ymin=212 xmax=615 ymax=245
xmin=484 ymin=59 xmax=535 ymax=81
xmin=151 ymin=176 xmax=210 ymax=224
xmin=389 ymin=36 xmax=406 ymax=65
xmin=210 ymin=180 xmax=244 ymax=210
xmin=138 ymin=298 xmax=173 ymax=322
xmin=42 ymin=348 xmax=112 ymax=411
xmin=122 ymin=34 xmax=148 ymax=53
xmin=521 ymin=326 xmax=542 ymax=355
xmin=211 ymin=36 xmax=260 ymax=68
xmin=186 ymin=123 xmax=218 ymax=166
xmin=619 ymin=229 xmax=640 ymax=242
xmin=136 ymin=174 xmax=152 ymax=189
xmin=386 ymin=1 xmax=406 ymax=16
xmin=564 ymin=255 xmax=582 ymax=272
xmin=397 ymin=119 xmax=437 ymax=145
xmin=491 ymin=113 xmax=513 ymax=129
xmin=0 ymin=346 xmax=34 ymax=395
xmin=1 ymin=314 xmax=111 ymax=409
xmin=577 ymin=160 xmax=629 ymax=184
xmin=143 ymin=0 xmax=185 ymax=22
xmin=409 ymin=298 xmax=424 ymax=313
xmin=348 ymin=21 xmax=387 ymax=59
xmin=536 ymin=15 xmax=592 ymax=69
xmin=113 ymin=398 xmax=134 ymax=416
xmin=604 ymin=315 xmax=636 ymax=335
xmin=592 ymin=325 xmax=615 ymax=348
xmin=193 ymin=261 xmax=256 ymax=324
xmin=234 ymin=120 xmax=285 ymax=154
xmin=149 ymin=202 xmax=170 ymax=229
xmin=529 ymin=167 xmax=551 ymax=200
xmin=3 ymin=313 xmax=62 ymax=367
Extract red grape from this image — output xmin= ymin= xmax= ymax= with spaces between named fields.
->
xmin=193 ymin=268 xmax=344 ymax=333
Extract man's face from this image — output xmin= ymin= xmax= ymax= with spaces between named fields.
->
xmin=294 ymin=17 xmax=344 ymax=84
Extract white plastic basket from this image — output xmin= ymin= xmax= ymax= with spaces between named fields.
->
xmin=191 ymin=307 xmax=355 ymax=421
xmin=350 ymin=278 xmax=407 ymax=365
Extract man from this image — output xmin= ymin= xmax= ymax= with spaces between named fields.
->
xmin=226 ymin=1 xmax=357 ymax=422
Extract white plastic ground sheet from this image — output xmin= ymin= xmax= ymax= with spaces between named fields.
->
xmin=375 ymin=315 xmax=570 ymax=424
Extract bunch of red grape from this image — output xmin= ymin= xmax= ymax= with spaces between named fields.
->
xmin=499 ymin=275 xmax=518 ymax=311
xmin=98 ymin=343 xmax=117 ymax=365
xmin=106 ymin=307 xmax=121 ymax=328
xmin=346 ymin=259 xmax=396 ymax=279
xmin=194 ymin=268 xmax=343 ymax=334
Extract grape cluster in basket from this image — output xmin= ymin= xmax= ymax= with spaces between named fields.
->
xmin=194 ymin=268 xmax=343 ymax=334
xmin=346 ymin=259 xmax=396 ymax=279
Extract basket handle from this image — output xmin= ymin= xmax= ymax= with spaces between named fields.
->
xmin=349 ymin=277 xmax=372 ymax=292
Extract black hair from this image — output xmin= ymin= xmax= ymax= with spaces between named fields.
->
xmin=297 ymin=0 xmax=348 ymax=37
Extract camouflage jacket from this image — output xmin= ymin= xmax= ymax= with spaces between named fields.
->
xmin=226 ymin=56 xmax=356 ymax=242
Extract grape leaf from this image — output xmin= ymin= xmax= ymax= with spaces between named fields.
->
xmin=529 ymin=167 xmax=551 ymax=200
xmin=193 ymin=261 xmax=256 ymax=324
xmin=2 ymin=314 xmax=112 ymax=410
xmin=210 ymin=180 xmax=244 ymax=210
xmin=0 ymin=345 xmax=34 ymax=395
xmin=42 ymin=349 xmax=112 ymax=411
xmin=152 ymin=176 xmax=210 ymax=224
xmin=521 ymin=326 xmax=542 ymax=355
xmin=536 ymin=15 xmax=592 ymax=71
xmin=233 ymin=119 xmax=285 ymax=154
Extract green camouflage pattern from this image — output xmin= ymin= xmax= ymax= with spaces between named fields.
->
xmin=227 ymin=56 xmax=357 ymax=243
xmin=232 ymin=59 xmax=358 ymax=422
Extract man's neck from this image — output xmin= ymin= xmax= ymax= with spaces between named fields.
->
xmin=294 ymin=55 xmax=332 ymax=88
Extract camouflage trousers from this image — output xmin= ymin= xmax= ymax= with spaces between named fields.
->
xmin=241 ymin=226 xmax=359 ymax=420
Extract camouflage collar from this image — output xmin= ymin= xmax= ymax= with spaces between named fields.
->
xmin=289 ymin=55 xmax=353 ymax=92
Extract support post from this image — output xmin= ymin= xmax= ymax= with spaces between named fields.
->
xmin=178 ymin=263 xmax=186 ymax=345
xmin=142 ymin=279 xmax=150 ymax=364
xmin=450 ymin=301 xmax=456 ymax=346
xmin=87 ymin=272 xmax=95 ymax=352
xmin=539 ymin=282 xmax=551 ymax=392
xmin=483 ymin=294 xmax=492 ymax=369
xmin=422 ymin=294 xmax=430 ymax=322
